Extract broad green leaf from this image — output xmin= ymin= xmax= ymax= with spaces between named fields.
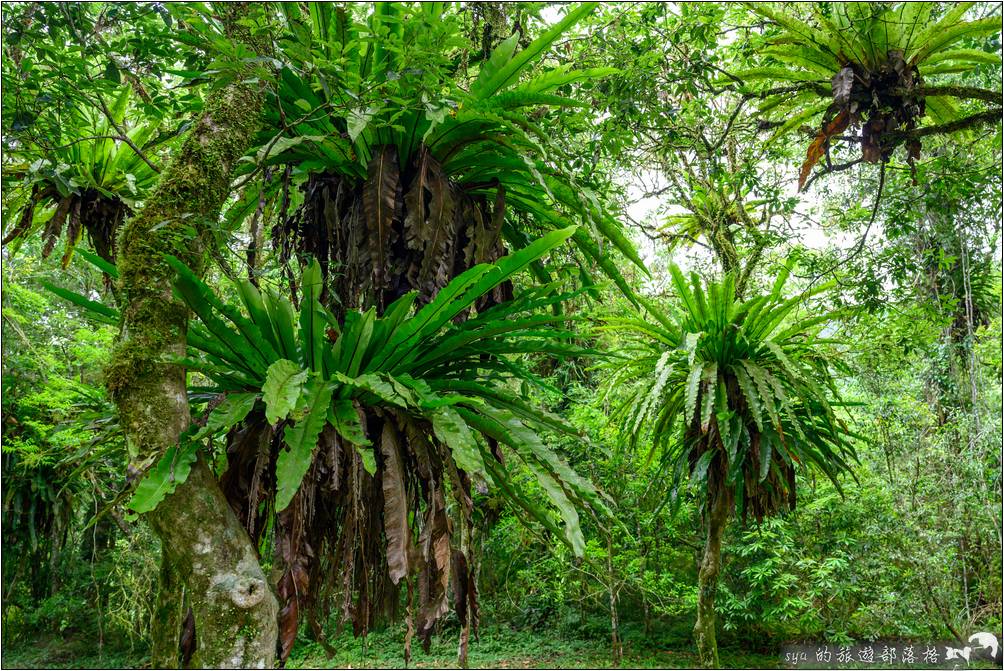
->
xmin=356 ymin=445 xmax=377 ymax=476
xmin=328 ymin=399 xmax=370 ymax=446
xmin=263 ymin=359 xmax=308 ymax=425
xmin=73 ymin=247 xmax=119 ymax=279
xmin=41 ymin=283 xmax=120 ymax=325
xmin=471 ymin=3 xmax=597 ymax=98
xmin=759 ymin=440 xmax=774 ymax=483
xmin=430 ymin=406 xmax=485 ymax=476
xmin=684 ymin=363 xmax=702 ymax=427
xmin=275 ymin=376 xmax=333 ymax=510
xmin=192 ymin=392 xmax=258 ymax=441
xmin=127 ymin=438 xmax=199 ymax=514
xmin=691 ymin=449 xmax=714 ymax=483
xmin=298 ymin=258 xmax=327 ymax=372
xmin=700 ymin=363 xmax=717 ymax=434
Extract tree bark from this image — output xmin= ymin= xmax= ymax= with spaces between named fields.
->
xmin=694 ymin=491 xmax=729 ymax=669
xmin=106 ymin=5 xmax=277 ymax=667
xmin=151 ymin=555 xmax=185 ymax=668
xmin=150 ymin=459 xmax=278 ymax=667
xmin=607 ymin=535 xmax=622 ymax=667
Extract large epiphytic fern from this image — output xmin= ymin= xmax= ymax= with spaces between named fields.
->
xmin=737 ymin=2 xmax=1002 ymax=189
xmin=2 ymin=87 xmax=161 ymax=263
xmin=155 ymin=227 xmax=605 ymax=528
xmin=53 ymin=227 xmax=608 ymax=662
xmin=231 ymin=2 xmax=643 ymax=306
xmin=601 ymin=266 xmax=857 ymax=522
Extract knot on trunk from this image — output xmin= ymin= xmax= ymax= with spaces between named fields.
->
xmin=210 ymin=571 xmax=270 ymax=609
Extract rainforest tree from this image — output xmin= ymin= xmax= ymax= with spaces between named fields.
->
xmin=603 ymin=267 xmax=858 ymax=667
xmin=1 ymin=3 xmax=1000 ymax=670
xmin=6 ymin=1 xmax=639 ymax=666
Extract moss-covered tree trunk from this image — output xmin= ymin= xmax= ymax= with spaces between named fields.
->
xmin=107 ymin=5 xmax=277 ymax=667
xmin=693 ymin=490 xmax=729 ymax=669
xmin=151 ymin=555 xmax=185 ymax=668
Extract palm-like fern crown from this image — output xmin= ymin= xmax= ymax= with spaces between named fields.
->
xmin=2 ymin=87 xmax=160 ymax=263
xmin=235 ymin=2 xmax=644 ymax=306
xmin=56 ymin=228 xmax=609 ymax=661
xmin=738 ymin=2 xmax=1001 ymax=188
xmin=603 ymin=266 xmax=857 ymax=522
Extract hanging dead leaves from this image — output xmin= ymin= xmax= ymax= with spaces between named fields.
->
xmin=219 ymin=403 xmax=484 ymax=667
xmin=3 ymin=185 xmax=126 ymax=267
xmin=226 ymin=143 xmax=511 ymax=665
xmin=687 ymin=372 xmax=797 ymax=526
xmin=799 ymin=50 xmax=926 ymax=191
xmin=277 ymin=143 xmax=508 ymax=319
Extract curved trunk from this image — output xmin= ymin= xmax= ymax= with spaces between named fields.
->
xmin=149 ymin=459 xmax=278 ymax=667
xmin=694 ymin=489 xmax=729 ymax=669
xmin=108 ymin=6 xmax=275 ymax=667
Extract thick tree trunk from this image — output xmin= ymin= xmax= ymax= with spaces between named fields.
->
xmin=107 ymin=5 xmax=276 ymax=667
xmin=150 ymin=459 xmax=278 ymax=667
xmin=693 ymin=491 xmax=729 ymax=669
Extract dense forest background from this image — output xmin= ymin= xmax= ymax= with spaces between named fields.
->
xmin=1 ymin=2 xmax=1001 ymax=669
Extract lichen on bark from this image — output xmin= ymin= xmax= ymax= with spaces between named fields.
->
xmin=150 ymin=459 xmax=278 ymax=668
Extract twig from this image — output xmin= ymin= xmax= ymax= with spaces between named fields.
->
xmin=801 ymin=157 xmax=864 ymax=192
xmin=50 ymin=134 xmax=130 ymax=150
xmin=802 ymin=162 xmax=887 ymax=288
xmin=709 ymin=99 xmax=747 ymax=153
xmin=907 ymin=85 xmax=1002 ymax=104
xmin=741 ymin=82 xmax=830 ymax=100
xmin=92 ymin=93 xmax=162 ymax=174
xmin=55 ymin=4 xmax=160 ymax=174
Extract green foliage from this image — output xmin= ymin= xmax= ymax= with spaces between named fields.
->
xmin=2 ymin=84 xmax=161 ymax=261
xmin=4 ymin=3 xmax=1002 ymax=667
xmin=739 ymin=3 xmax=1002 ymax=180
xmin=235 ymin=1 xmax=643 ymax=297
xmin=275 ymin=375 xmax=333 ymax=510
xmin=85 ymin=228 xmax=607 ymax=554
xmin=2 ymin=1 xmax=195 ymax=262
xmin=125 ymin=439 xmax=198 ymax=515
xmin=262 ymin=360 xmax=309 ymax=425
xmin=604 ymin=266 xmax=857 ymax=521
xmin=746 ymin=3 xmax=1001 ymax=76
xmin=1 ymin=246 xmax=148 ymax=654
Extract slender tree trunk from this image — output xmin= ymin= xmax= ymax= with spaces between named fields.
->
xmin=607 ymin=535 xmax=622 ymax=666
xmin=107 ymin=5 xmax=277 ymax=667
xmin=642 ymin=594 xmax=650 ymax=639
xmin=694 ymin=491 xmax=729 ymax=669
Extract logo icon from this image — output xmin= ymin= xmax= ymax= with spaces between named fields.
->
xmin=947 ymin=633 xmax=1001 ymax=665
xmin=967 ymin=632 xmax=999 ymax=663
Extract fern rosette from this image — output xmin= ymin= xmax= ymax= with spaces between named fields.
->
xmin=603 ymin=265 xmax=858 ymax=522
xmin=108 ymin=227 xmax=609 ymax=660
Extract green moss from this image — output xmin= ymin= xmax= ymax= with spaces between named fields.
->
xmin=237 ymin=622 xmax=258 ymax=641
xmin=106 ymin=64 xmax=267 ymax=468
xmin=95 ymin=5 xmax=281 ymax=666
